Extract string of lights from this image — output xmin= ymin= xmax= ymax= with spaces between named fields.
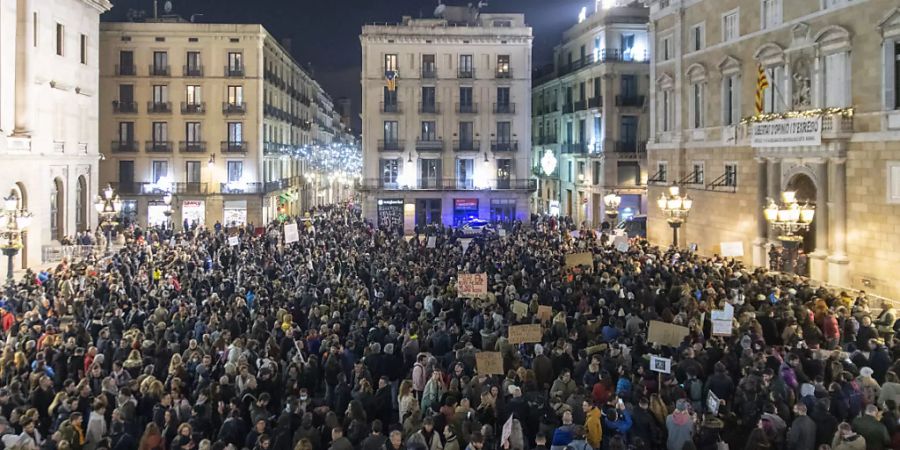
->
xmin=739 ymin=107 xmax=854 ymax=125
xmin=276 ymin=141 xmax=363 ymax=177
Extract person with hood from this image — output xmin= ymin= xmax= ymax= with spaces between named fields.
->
xmin=832 ymin=422 xmax=866 ymax=450
xmin=408 ymin=416 xmax=444 ymax=450
xmin=666 ymin=399 xmax=695 ymax=450
xmin=785 ymin=403 xmax=816 ymax=450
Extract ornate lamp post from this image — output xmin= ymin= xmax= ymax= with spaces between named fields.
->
xmin=94 ymin=184 xmax=122 ymax=255
xmin=656 ymin=185 xmax=693 ymax=248
xmin=764 ymin=191 xmax=815 ymax=274
xmin=603 ymin=191 xmax=622 ymax=225
xmin=0 ymin=191 xmax=32 ymax=287
xmin=162 ymin=192 xmax=173 ymax=230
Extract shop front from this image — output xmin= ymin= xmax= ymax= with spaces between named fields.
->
xmin=376 ymin=198 xmax=404 ymax=231
xmin=147 ymin=202 xmax=169 ymax=228
xmin=182 ymin=200 xmax=205 ymax=227
xmin=224 ymin=200 xmax=248 ymax=227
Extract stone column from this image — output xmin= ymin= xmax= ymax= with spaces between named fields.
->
xmin=766 ymin=158 xmax=782 ymax=242
xmin=809 ymin=160 xmax=829 ymax=281
xmin=827 ymin=157 xmax=849 ymax=287
xmin=752 ymin=157 xmax=769 ymax=267
xmin=12 ymin=0 xmax=30 ymax=135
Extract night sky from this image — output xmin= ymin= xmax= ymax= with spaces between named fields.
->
xmin=103 ymin=0 xmax=589 ymax=130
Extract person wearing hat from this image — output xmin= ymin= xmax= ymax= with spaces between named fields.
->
xmin=666 ymin=399 xmax=695 ymax=450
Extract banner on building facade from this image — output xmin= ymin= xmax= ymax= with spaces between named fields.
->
xmin=750 ymin=117 xmax=822 ymax=148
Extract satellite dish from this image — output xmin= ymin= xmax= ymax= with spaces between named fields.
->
xmin=434 ymin=4 xmax=446 ymax=17
xmin=163 ymin=0 xmax=173 ymax=13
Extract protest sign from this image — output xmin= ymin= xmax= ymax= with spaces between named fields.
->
xmin=707 ymin=390 xmax=720 ymax=415
xmin=228 ymin=236 xmax=239 ymax=247
xmin=284 ymin=223 xmax=299 ymax=244
xmin=650 ymin=355 xmax=672 ymax=374
xmin=720 ymin=241 xmax=744 ymax=258
xmin=511 ymin=301 xmax=529 ymax=318
xmin=426 ymin=236 xmax=437 ymax=248
xmin=710 ymin=303 xmax=734 ymax=336
xmin=536 ymin=305 xmax=553 ymax=323
xmin=565 ymin=252 xmax=593 ymax=269
xmin=508 ymin=324 xmax=542 ymax=344
xmin=458 ymin=273 xmax=488 ymax=298
xmin=475 ymin=352 xmax=504 ymax=375
xmin=647 ymin=321 xmax=690 ymax=347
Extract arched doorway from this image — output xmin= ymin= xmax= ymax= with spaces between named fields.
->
xmin=76 ymin=176 xmax=87 ymax=232
xmin=785 ymin=173 xmax=816 ymax=254
xmin=50 ymin=178 xmax=65 ymax=241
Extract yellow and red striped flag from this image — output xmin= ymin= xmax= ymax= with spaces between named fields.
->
xmin=755 ymin=64 xmax=769 ymax=114
xmin=385 ymin=70 xmax=397 ymax=92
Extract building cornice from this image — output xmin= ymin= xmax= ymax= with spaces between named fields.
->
xmin=80 ymin=0 xmax=113 ymax=13
xmin=360 ymin=35 xmax=532 ymax=45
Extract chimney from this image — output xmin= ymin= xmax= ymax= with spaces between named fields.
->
xmin=281 ymin=38 xmax=293 ymax=54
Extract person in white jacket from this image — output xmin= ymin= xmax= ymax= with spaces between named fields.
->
xmin=84 ymin=399 xmax=108 ymax=450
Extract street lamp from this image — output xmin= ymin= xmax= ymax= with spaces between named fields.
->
xmin=764 ymin=191 xmax=815 ymax=273
xmin=94 ymin=184 xmax=122 ymax=255
xmin=162 ymin=191 xmax=173 ymax=230
xmin=656 ymin=185 xmax=693 ymax=248
xmin=603 ymin=191 xmax=622 ymax=225
xmin=0 ymin=191 xmax=32 ymax=287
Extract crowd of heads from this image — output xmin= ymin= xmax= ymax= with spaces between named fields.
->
xmin=0 ymin=205 xmax=898 ymax=450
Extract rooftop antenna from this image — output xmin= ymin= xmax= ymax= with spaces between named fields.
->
xmin=153 ymin=0 xmax=158 ymax=18
xmin=163 ymin=0 xmax=173 ymax=14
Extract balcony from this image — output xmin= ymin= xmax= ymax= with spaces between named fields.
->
xmin=147 ymin=101 xmax=172 ymax=114
xmin=418 ymin=102 xmax=440 ymax=114
xmin=616 ymin=95 xmax=645 ymax=107
xmin=112 ymin=182 xmax=146 ymax=195
xmin=149 ymin=65 xmax=170 ymax=76
xmin=220 ymin=182 xmax=262 ymax=194
xmin=377 ymin=139 xmax=404 ymax=152
xmin=415 ymin=139 xmax=444 ymax=151
xmin=222 ymin=102 xmax=246 ymax=115
xmin=115 ymin=64 xmax=136 ymax=76
xmin=181 ymin=102 xmax=206 ymax=114
xmin=493 ymin=103 xmax=516 ymax=114
xmin=145 ymin=140 xmax=173 ymax=153
xmin=612 ymin=141 xmax=647 ymax=157
xmin=381 ymin=102 xmax=402 ymax=114
xmin=421 ymin=66 xmax=437 ymax=79
xmin=456 ymin=103 xmax=478 ymax=114
xmin=224 ymin=65 xmax=245 ymax=77
xmin=112 ymin=100 xmax=137 ymax=114
xmin=599 ymin=48 xmax=649 ymax=63
xmin=491 ymin=140 xmax=518 ymax=152
xmin=175 ymin=182 xmax=208 ymax=195
xmin=562 ymin=103 xmax=574 ymax=114
xmin=536 ymin=135 xmax=558 ymax=145
xmin=357 ymin=178 xmax=536 ymax=191
xmin=111 ymin=140 xmax=138 ymax=153
xmin=495 ymin=68 xmax=512 ymax=79
xmin=458 ymin=68 xmax=475 ymax=79
xmin=453 ymin=140 xmax=480 ymax=152
xmin=220 ymin=141 xmax=248 ymax=154
xmin=588 ymin=96 xmax=602 ymax=109
xmin=574 ymin=100 xmax=587 ymax=111
xmin=179 ymin=141 xmax=207 ymax=153
xmin=183 ymin=65 xmax=203 ymax=77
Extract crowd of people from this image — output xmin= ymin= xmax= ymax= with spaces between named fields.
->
xmin=0 ymin=204 xmax=898 ymax=450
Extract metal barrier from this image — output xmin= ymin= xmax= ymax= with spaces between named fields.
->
xmin=41 ymin=245 xmax=102 ymax=263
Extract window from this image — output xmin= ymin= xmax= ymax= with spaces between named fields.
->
xmin=380 ymin=159 xmax=399 ymax=186
xmin=567 ymin=161 xmax=573 ymax=182
xmin=384 ymin=54 xmax=398 ymax=72
xmin=227 ymin=52 xmax=243 ymax=71
xmin=490 ymin=199 xmax=516 ymax=223
xmin=152 ymin=122 xmax=168 ymax=143
xmin=153 ymin=51 xmax=168 ymax=73
xmin=227 ymin=122 xmax=243 ymax=143
xmin=421 ymin=121 xmax=436 ymax=140
xmin=692 ymin=162 xmax=705 ymax=184
xmin=593 ymin=116 xmax=602 ymax=144
xmin=118 ymin=122 xmax=134 ymax=142
xmin=459 ymin=87 xmax=473 ymax=109
xmin=497 ymin=159 xmax=512 ymax=189
xmin=592 ymin=162 xmax=601 ymax=185
xmin=56 ymin=23 xmax=64 ymax=56
xmin=497 ymin=55 xmax=510 ymax=75
xmin=80 ymin=34 xmax=87 ymax=64
xmin=621 ymin=34 xmax=636 ymax=61
xmin=227 ymin=85 xmax=243 ymax=104
xmin=724 ymin=163 xmax=738 ymax=187
xmin=152 ymin=161 xmax=169 ymax=183
xmin=690 ymin=24 xmax=705 ymax=52
xmin=496 ymin=122 xmax=511 ymax=142
xmin=226 ymin=161 xmax=243 ymax=182
xmin=691 ymin=83 xmax=705 ymax=128
xmin=383 ymin=120 xmax=399 ymax=144
xmin=152 ymin=85 xmax=168 ymax=103
xmin=723 ymin=75 xmax=739 ymax=125
xmin=422 ymin=54 xmax=435 ymax=75
xmin=824 ymin=52 xmax=849 ymax=107
xmin=459 ymin=54 xmax=474 ymax=77
xmin=119 ymin=84 xmax=134 ymax=104
xmin=661 ymin=36 xmax=672 ymax=61
xmin=185 ymin=86 xmax=202 ymax=106
xmin=761 ymin=0 xmax=781 ymax=29
xmin=33 ymin=13 xmax=37 ymax=47
xmin=119 ymin=50 xmax=134 ymax=75
xmin=621 ymin=75 xmax=637 ymax=97
xmin=421 ymin=86 xmax=436 ymax=111
xmin=419 ymin=159 xmax=441 ymax=189
xmin=497 ymin=87 xmax=510 ymax=106
xmin=577 ymin=161 xmax=586 ymax=183
xmin=894 ymin=41 xmax=900 ymax=109
xmin=186 ymin=161 xmax=201 ymax=183
xmin=186 ymin=122 xmax=201 ymax=142
xmin=722 ymin=10 xmax=739 ymax=42
xmin=661 ymin=90 xmax=673 ymax=132
xmin=457 ymin=159 xmax=474 ymax=189
xmin=459 ymin=122 xmax=474 ymax=146
xmin=621 ymin=116 xmax=637 ymax=148
xmin=383 ymin=87 xmax=398 ymax=107
xmin=657 ymin=162 xmax=668 ymax=183
xmin=186 ymin=51 xmax=201 ymax=75
xmin=75 ymin=177 xmax=86 ymax=231
xmin=763 ymin=66 xmax=784 ymax=113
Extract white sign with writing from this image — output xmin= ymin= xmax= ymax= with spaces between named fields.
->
xmin=228 ymin=236 xmax=240 ymax=247
xmin=751 ymin=117 xmax=822 ymax=148
xmin=284 ymin=223 xmax=300 ymax=244
xmin=650 ymin=355 xmax=672 ymax=374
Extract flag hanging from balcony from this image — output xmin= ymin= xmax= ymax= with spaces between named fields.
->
xmin=385 ymin=70 xmax=397 ymax=92
xmin=755 ymin=64 xmax=769 ymax=114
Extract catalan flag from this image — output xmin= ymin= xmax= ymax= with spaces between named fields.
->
xmin=385 ymin=70 xmax=397 ymax=92
xmin=755 ymin=64 xmax=769 ymax=114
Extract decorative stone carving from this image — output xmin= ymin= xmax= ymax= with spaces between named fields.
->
xmin=792 ymin=56 xmax=812 ymax=109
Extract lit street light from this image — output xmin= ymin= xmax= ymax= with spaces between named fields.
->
xmin=603 ymin=191 xmax=622 ymax=225
xmin=94 ymin=184 xmax=122 ymax=255
xmin=764 ymin=191 xmax=815 ymax=273
xmin=656 ymin=185 xmax=693 ymax=248
xmin=0 ymin=191 xmax=32 ymax=287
